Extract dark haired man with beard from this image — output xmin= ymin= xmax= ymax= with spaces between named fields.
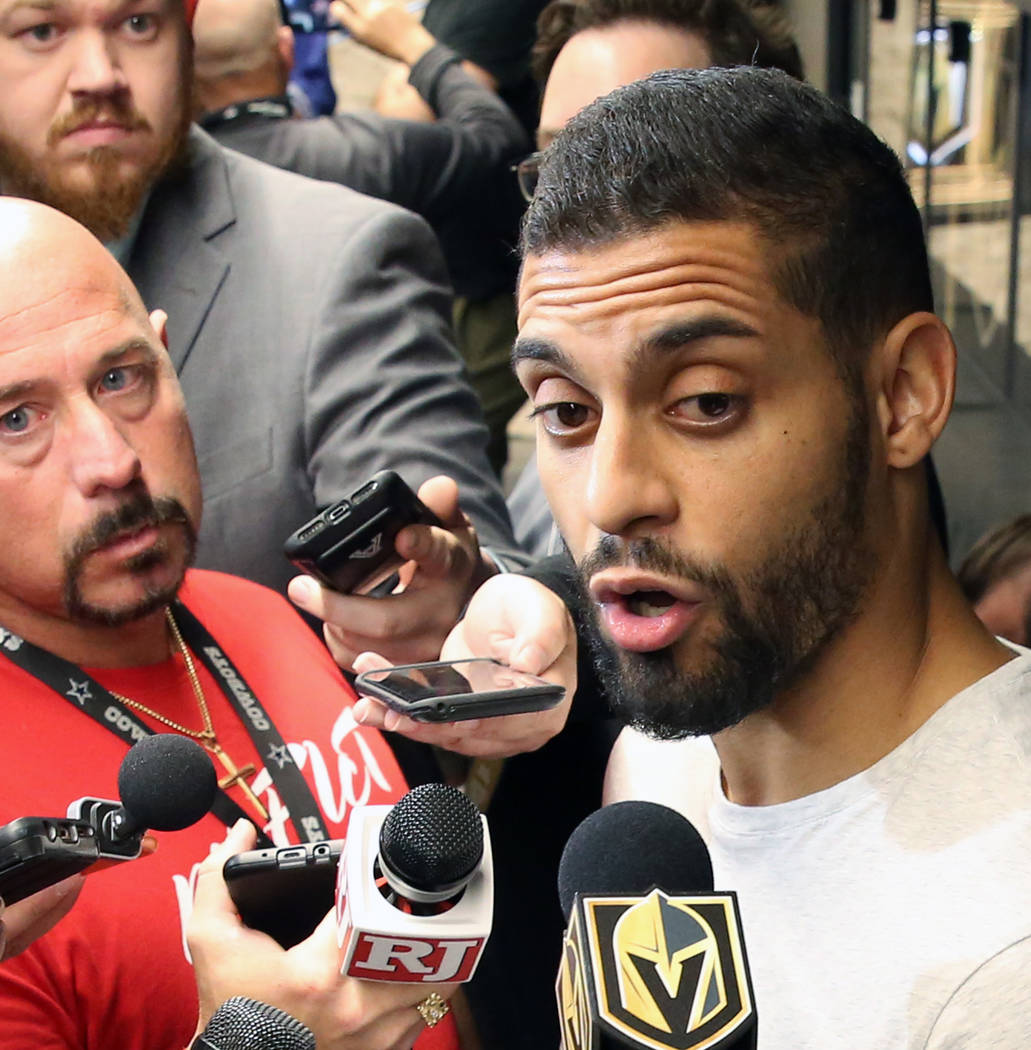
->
xmin=356 ymin=66 xmax=1031 ymax=1045
xmin=0 ymin=199 xmax=461 ymax=1050
xmin=0 ymin=0 xmax=524 ymax=672
xmin=505 ymin=0 xmax=805 ymax=557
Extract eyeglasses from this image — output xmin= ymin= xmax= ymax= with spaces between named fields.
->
xmin=513 ymin=151 xmax=544 ymax=203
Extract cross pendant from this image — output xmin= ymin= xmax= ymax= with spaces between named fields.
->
xmin=208 ymin=743 xmax=269 ymax=822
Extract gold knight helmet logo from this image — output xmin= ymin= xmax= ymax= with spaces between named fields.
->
xmin=582 ymin=889 xmax=754 ymax=1050
xmin=556 ymin=907 xmax=591 ymax=1050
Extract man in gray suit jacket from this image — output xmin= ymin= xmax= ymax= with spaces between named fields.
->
xmin=192 ymin=0 xmax=531 ymax=474
xmin=0 ymin=0 xmax=522 ymax=663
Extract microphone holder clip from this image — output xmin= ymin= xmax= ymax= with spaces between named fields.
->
xmin=66 ymin=797 xmax=147 ymax=860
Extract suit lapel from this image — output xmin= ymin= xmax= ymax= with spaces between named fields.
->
xmin=127 ymin=127 xmax=235 ymax=373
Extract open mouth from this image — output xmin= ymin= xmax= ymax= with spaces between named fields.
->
xmin=590 ymin=574 xmax=703 ymax=653
xmin=625 ymin=589 xmax=678 ymax=618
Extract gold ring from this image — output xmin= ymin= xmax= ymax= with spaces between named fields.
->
xmin=415 ymin=992 xmax=450 ymax=1028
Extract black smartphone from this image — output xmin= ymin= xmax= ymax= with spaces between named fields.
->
xmin=284 ymin=470 xmax=442 ymax=596
xmin=354 ymin=658 xmax=566 ymax=723
xmin=0 ymin=817 xmax=100 ymax=906
xmin=223 ymin=840 xmax=343 ymax=948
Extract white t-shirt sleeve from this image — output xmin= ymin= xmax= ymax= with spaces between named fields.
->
xmin=923 ymin=935 xmax=1031 ymax=1048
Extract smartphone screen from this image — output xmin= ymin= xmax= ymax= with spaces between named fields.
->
xmin=355 ymin=658 xmax=565 ymax=722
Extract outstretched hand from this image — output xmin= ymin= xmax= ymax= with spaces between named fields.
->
xmin=352 ymin=573 xmax=578 ymax=759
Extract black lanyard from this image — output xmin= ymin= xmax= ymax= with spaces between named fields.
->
xmin=0 ymin=601 xmax=328 ymax=847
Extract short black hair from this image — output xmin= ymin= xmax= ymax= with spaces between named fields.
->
xmin=521 ymin=66 xmax=933 ymax=381
xmin=532 ymin=0 xmax=804 ymax=86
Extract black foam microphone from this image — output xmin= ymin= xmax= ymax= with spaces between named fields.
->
xmin=377 ymin=783 xmax=483 ymax=906
xmin=337 ymin=783 xmax=494 ymax=983
xmin=556 ymin=801 xmax=756 ymax=1050
xmin=68 ymin=734 xmax=217 ymax=858
xmin=111 ymin=734 xmax=217 ymax=840
xmin=192 ymin=997 xmax=314 ymax=1050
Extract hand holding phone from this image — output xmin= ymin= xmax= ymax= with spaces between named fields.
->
xmin=350 ymin=572 xmax=578 ymax=760
xmin=223 ymin=841 xmax=343 ymax=949
xmin=191 ymin=820 xmax=452 ymax=1046
xmin=354 ymin=657 xmax=565 ymax=723
xmin=284 ymin=470 xmax=441 ymax=597
xmin=288 ymin=474 xmax=492 ymax=672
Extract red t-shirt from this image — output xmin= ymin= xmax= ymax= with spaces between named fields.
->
xmin=0 ymin=570 xmax=459 ymax=1050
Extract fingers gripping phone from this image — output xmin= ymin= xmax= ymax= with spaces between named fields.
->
xmin=354 ymin=658 xmax=566 ymax=723
xmin=284 ymin=470 xmax=442 ymax=596
xmin=0 ymin=817 xmax=100 ymax=906
xmin=223 ymin=840 xmax=343 ymax=948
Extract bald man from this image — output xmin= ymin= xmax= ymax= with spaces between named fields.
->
xmin=193 ymin=0 xmax=295 ymax=95
xmin=0 ymin=198 xmax=460 ymax=1050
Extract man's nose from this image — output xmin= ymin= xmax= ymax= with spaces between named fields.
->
xmin=66 ymin=30 xmax=128 ymax=96
xmin=66 ymin=403 xmax=142 ymax=498
xmin=584 ymin=415 xmax=679 ymax=540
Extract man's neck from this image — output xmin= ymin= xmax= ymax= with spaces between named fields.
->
xmin=712 ymin=538 xmax=1014 ymax=807
xmin=0 ymin=603 xmax=172 ymax=668
xmin=196 ymin=74 xmax=288 ymax=119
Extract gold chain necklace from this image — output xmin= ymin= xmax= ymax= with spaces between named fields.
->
xmin=108 ymin=609 xmax=270 ymax=822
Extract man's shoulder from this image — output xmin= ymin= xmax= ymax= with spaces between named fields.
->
xmin=178 ymin=569 xmax=306 ymax=636
xmin=189 ymin=125 xmax=413 ymax=232
xmin=939 ymin=649 xmax=1031 ymax=748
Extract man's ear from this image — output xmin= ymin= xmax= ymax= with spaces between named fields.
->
xmin=874 ymin=311 xmax=956 ymax=469
xmin=277 ymin=25 xmax=294 ymax=77
xmin=149 ymin=308 xmax=169 ymax=349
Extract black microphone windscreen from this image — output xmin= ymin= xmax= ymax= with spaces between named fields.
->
xmin=557 ymin=801 xmax=714 ymax=917
xmin=379 ymin=783 xmax=482 ymax=893
xmin=117 ymin=734 xmax=217 ymax=831
xmin=193 ymin=997 xmax=315 ymax=1050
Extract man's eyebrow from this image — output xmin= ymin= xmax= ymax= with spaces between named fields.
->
xmin=94 ymin=339 xmax=160 ymax=370
xmin=643 ymin=317 xmax=760 ymax=353
xmin=511 ymin=337 xmax=578 ymax=373
xmin=0 ymin=340 xmax=158 ymax=403
xmin=629 ymin=317 xmax=759 ymax=378
xmin=0 ymin=379 xmax=36 ymax=405
xmin=511 ymin=317 xmax=758 ymax=374
xmin=1 ymin=0 xmax=59 ymax=18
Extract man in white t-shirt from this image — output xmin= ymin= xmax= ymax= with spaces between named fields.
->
xmin=505 ymin=67 xmax=1030 ymax=1047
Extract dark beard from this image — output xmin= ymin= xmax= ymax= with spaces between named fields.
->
xmin=0 ymin=90 xmax=191 ymax=243
xmin=575 ymin=401 xmax=873 ymax=740
xmin=63 ymin=485 xmax=196 ymax=627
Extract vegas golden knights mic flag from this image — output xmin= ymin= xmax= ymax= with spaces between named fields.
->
xmin=556 ymin=803 xmax=757 ymax=1050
